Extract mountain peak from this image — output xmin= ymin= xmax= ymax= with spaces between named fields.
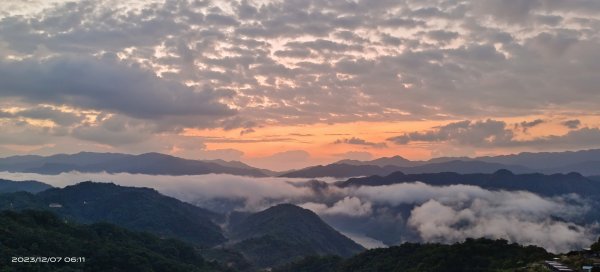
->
xmin=493 ymin=169 xmax=514 ymax=176
xmin=229 ymin=203 xmax=364 ymax=267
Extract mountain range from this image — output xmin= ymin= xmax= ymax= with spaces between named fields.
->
xmin=0 ymin=181 xmax=366 ymax=270
xmin=281 ymin=160 xmax=533 ymax=178
xmin=283 ymin=149 xmax=600 ymax=178
xmin=0 ymin=152 xmax=270 ymax=177
xmin=2 ymin=149 xmax=600 ymax=178
xmin=0 ymin=178 xmax=52 ymax=194
xmin=339 ymin=169 xmax=600 ymax=197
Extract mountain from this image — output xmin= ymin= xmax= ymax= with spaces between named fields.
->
xmin=228 ymin=204 xmax=365 ymax=268
xmin=207 ymin=159 xmax=279 ymax=176
xmin=589 ymin=176 xmax=600 ymax=182
xmin=332 ymin=149 xmax=600 ymax=176
xmin=0 ymin=151 xmax=268 ymax=177
xmin=0 ymin=179 xmax=52 ymax=193
xmin=275 ymin=238 xmax=551 ymax=272
xmin=396 ymin=160 xmax=532 ymax=174
xmin=339 ymin=169 xmax=600 ymax=196
xmin=337 ymin=155 xmax=417 ymax=167
xmin=281 ymin=160 xmax=532 ymax=178
xmin=543 ymin=160 xmax=600 ymax=176
xmin=0 ymin=210 xmax=223 ymax=272
xmin=280 ymin=164 xmax=401 ymax=178
xmin=0 ymin=182 xmax=226 ymax=247
xmin=475 ymin=149 xmax=600 ymax=170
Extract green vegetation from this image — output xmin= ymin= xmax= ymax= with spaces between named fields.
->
xmin=200 ymin=248 xmax=254 ymax=272
xmin=229 ymin=204 xmax=364 ymax=268
xmin=0 ymin=210 xmax=224 ymax=272
xmin=560 ymin=237 xmax=600 ymax=271
xmin=275 ymin=238 xmax=552 ymax=272
xmin=273 ymin=255 xmax=343 ymax=272
xmin=0 ymin=179 xmax=52 ymax=194
xmin=0 ymin=182 xmax=226 ymax=247
xmin=592 ymin=237 xmax=600 ymax=252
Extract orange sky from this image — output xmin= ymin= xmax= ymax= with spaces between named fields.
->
xmin=177 ymin=114 xmax=597 ymax=170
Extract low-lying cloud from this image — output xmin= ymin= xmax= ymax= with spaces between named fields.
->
xmin=1 ymin=171 xmax=597 ymax=253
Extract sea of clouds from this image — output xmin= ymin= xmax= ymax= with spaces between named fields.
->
xmin=1 ymin=171 xmax=598 ymax=253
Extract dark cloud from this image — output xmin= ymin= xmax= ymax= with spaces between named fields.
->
xmin=426 ymin=30 xmax=460 ymax=43
xmin=0 ymin=118 xmax=59 ymax=146
xmin=13 ymin=106 xmax=83 ymax=126
xmin=562 ymin=119 xmax=581 ymax=129
xmin=334 ymin=137 xmax=387 ymax=148
xmin=239 ymin=128 xmax=255 ymax=136
xmin=0 ymin=56 xmax=235 ymax=127
xmin=516 ymin=119 xmax=545 ymax=132
xmin=475 ymin=0 xmax=540 ymax=23
xmin=388 ymin=119 xmax=600 ymax=150
xmin=71 ymin=115 xmax=151 ymax=146
xmin=388 ymin=120 xmax=513 ymax=147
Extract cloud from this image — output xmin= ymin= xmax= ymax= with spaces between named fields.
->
xmin=71 ymin=115 xmax=151 ymax=146
xmin=387 ymin=119 xmax=514 ymax=147
xmin=562 ymin=119 xmax=581 ymax=129
xmin=408 ymin=198 xmax=593 ymax=253
xmin=301 ymin=197 xmax=372 ymax=217
xmin=0 ymin=119 xmax=58 ymax=146
xmin=12 ymin=106 xmax=84 ymax=126
xmin=239 ymin=128 xmax=255 ymax=136
xmin=528 ymin=127 xmax=600 ymax=149
xmin=0 ymin=0 xmax=597 ymax=130
xmin=0 ymin=56 xmax=235 ymax=128
xmin=516 ymin=119 xmax=544 ymax=132
xmin=334 ymin=137 xmax=387 ymax=148
xmin=425 ymin=30 xmax=460 ymax=43
xmin=388 ymin=119 xmax=600 ymax=150
xmin=475 ymin=0 xmax=540 ymax=23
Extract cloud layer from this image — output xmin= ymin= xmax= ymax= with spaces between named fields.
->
xmin=2 ymin=171 xmax=597 ymax=252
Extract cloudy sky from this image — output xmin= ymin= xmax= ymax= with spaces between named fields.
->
xmin=1 ymin=0 xmax=599 ymax=170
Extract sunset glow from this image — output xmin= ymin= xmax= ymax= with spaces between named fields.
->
xmin=1 ymin=0 xmax=599 ymax=170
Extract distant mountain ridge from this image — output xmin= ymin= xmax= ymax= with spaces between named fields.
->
xmin=282 ymin=160 xmax=533 ymax=178
xmin=0 ymin=152 xmax=270 ymax=177
xmin=0 ymin=179 xmax=52 ymax=194
xmin=3 ymin=149 xmax=600 ymax=177
xmin=337 ymin=149 xmax=600 ymax=170
xmin=284 ymin=148 xmax=600 ymax=178
xmin=339 ymin=169 xmax=600 ymax=196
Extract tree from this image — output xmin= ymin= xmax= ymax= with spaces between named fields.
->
xmin=591 ymin=237 xmax=600 ymax=252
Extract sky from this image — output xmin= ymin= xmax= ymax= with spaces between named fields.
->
xmin=0 ymin=0 xmax=599 ymax=170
